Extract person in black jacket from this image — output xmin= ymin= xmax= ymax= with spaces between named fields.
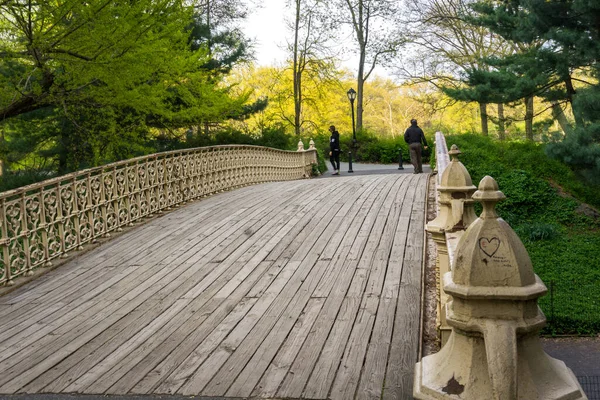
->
xmin=404 ymin=119 xmax=428 ymax=173
xmin=329 ymin=125 xmax=341 ymax=175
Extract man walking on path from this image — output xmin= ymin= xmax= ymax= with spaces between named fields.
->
xmin=404 ymin=119 xmax=428 ymax=173
xmin=329 ymin=125 xmax=341 ymax=175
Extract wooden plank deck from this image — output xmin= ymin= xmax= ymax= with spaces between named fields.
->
xmin=0 ymin=172 xmax=428 ymax=399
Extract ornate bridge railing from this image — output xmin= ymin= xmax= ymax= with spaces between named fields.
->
xmin=0 ymin=145 xmax=317 ymax=285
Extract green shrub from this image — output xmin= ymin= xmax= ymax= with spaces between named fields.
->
xmin=337 ymin=129 xmax=418 ymax=165
xmin=0 ymin=170 xmax=57 ymax=192
xmin=446 ymin=134 xmax=600 ymax=210
xmin=515 ymin=222 xmax=562 ymax=242
xmin=445 ymin=133 xmax=600 ymax=334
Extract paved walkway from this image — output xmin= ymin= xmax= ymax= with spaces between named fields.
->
xmin=0 ymin=173 xmax=428 ymax=400
xmin=543 ymin=338 xmax=600 ymax=399
xmin=321 ymin=161 xmax=432 ymax=177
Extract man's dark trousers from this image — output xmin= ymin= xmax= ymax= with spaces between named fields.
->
xmin=409 ymin=143 xmax=423 ymax=173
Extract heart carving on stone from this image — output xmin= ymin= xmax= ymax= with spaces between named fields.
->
xmin=479 ymin=237 xmax=500 ymax=258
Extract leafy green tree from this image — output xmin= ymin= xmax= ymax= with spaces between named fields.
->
xmin=184 ymin=0 xmax=256 ymax=136
xmin=228 ymin=64 xmax=350 ymax=138
xmin=399 ymin=0 xmax=516 ymax=137
xmin=467 ymin=0 xmax=600 ymax=129
xmin=467 ymin=0 xmax=600 ymax=172
xmin=0 ymin=0 xmax=261 ymax=177
xmin=0 ymin=0 xmax=197 ymax=172
xmin=0 ymin=0 xmax=193 ymax=119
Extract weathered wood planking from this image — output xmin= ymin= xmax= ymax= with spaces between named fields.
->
xmin=0 ymin=173 xmax=428 ymax=399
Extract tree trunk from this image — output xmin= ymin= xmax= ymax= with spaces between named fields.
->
xmin=356 ymin=49 xmax=365 ymax=132
xmin=206 ymin=0 xmax=212 ymax=56
xmin=388 ymin=101 xmax=395 ymax=138
xmin=292 ymin=0 xmax=301 ymax=136
xmin=497 ymin=103 xmax=505 ymax=140
xmin=479 ymin=102 xmax=488 ymax=136
xmin=565 ymin=76 xmax=584 ymax=128
xmin=525 ymin=96 xmax=533 ymax=141
xmin=0 ymin=132 xmax=5 ymax=176
xmin=551 ymin=101 xmax=572 ymax=136
xmin=58 ymin=132 xmax=68 ymax=175
xmin=295 ymin=71 xmax=302 ymax=136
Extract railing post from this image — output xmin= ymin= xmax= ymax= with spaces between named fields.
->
xmin=39 ymin=186 xmax=52 ymax=265
xmin=19 ymin=192 xmax=33 ymax=274
xmin=398 ymin=148 xmax=404 ymax=170
xmin=415 ymin=176 xmax=587 ymax=400
xmin=348 ymin=151 xmax=354 ymax=173
xmin=87 ymin=172 xmax=98 ymax=243
xmin=100 ymin=168 xmax=111 ymax=238
xmin=307 ymin=139 xmax=318 ymax=176
xmin=1 ymin=197 xmax=12 ymax=285
xmin=426 ymin=142 xmax=477 ymax=345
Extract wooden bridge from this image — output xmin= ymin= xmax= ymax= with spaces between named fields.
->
xmin=0 ymin=148 xmax=429 ymax=400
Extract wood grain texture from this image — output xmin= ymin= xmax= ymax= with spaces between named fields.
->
xmin=0 ymin=173 xmax=428 ymax=399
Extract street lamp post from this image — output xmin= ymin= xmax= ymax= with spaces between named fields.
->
xmin=347 ymin=88 xmax=357 ymax=173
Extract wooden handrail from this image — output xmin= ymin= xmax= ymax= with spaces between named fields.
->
xmin=0 ymin=145 xmax=317 ymax=285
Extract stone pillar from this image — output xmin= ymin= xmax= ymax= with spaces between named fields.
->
xmin=297 ymin=140 xmax=305 ymax=151
xmin=415 ymin=176 xmax=587 ymax=400
xmin=308 ymin=139 xmax=318 ymax=166
xmin=426 ymin=145 xmax=477 ymax=344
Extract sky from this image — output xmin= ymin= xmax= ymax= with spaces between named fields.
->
xmin=241 ymin=0 xmax=289 ymax=67
xmin=240 ymin=0 xmax=394 ymax=79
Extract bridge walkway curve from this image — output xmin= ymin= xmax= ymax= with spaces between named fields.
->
xmin=0 ymin=172 xmax=428 ymax=400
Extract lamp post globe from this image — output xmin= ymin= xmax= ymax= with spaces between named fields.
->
xmin=346 ymin=88 xmax=357 ymax=144
xmin=347 ymin=87 xmax=356 ymax=101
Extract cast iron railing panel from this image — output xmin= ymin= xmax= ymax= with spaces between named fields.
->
xmin=0 ymin=145 xmax=316 ymax=285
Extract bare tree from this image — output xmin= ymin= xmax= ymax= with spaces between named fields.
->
xmin=331 ymin=0 xmax=405 ymax=131
xmin=286 ymin=0 xmax=336 ymax=135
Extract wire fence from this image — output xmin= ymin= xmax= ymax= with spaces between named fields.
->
xmin=539 ymin=280 xmax=600 ymax=335
xmin=578 ymin=376 xmax=600 ymax=400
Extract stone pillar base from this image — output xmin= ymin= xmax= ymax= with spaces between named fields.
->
xmin=414 ymin=333 xmax=587 ymax=400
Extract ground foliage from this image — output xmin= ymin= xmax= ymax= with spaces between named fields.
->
xmin=445 ymin=134 xmax=600 ymax=334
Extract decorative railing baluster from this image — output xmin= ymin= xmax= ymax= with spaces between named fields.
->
xmin=70 ymin=177 xmax=83 ymax=251
xmin=39 ymin=185 xmax=51 ymax=266
xmin=86 ymin=172 xmax=97 ymax=243
xmin=0 ymin=198 xmax=10 ymax=285
xmin=100 ymin=168 xmax=110 ymax=238
xmin=20 ymin=192 xmax=32 ymax=274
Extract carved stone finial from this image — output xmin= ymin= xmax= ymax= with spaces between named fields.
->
xmin=448 ymin=144 xmax=461 ymax=161
xmin=297 ymin=140 xmax=305 ymax=151
xmin=452 ymin=175 xmax=533 ymax=288
xmin=473 ymin=175 xmax=506 ymax=219
xmin=415 ymin=176 xmax=587 ymax=400
xmin=309 ymin=139 xmax=316 ymax=150
xmin=426 ymin=144 xmax=477 ymax=234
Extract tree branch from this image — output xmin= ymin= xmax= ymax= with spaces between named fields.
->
xmin=47 ymin=48 xmax=94 ymax=61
